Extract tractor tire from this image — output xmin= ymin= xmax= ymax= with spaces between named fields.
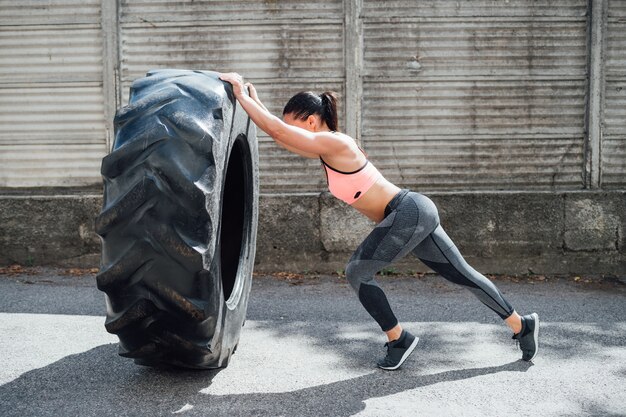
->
xmin=95 ymin=69 xmax=258 ymax=369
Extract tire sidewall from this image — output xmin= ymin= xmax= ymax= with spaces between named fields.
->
xmin=212 ymin=97 xmax=259 ymax=367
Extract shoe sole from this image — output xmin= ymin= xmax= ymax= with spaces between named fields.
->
xmin=378 ymin=336 xmax=419 ymax=371
xmin=527 ymin=312 xmax=539 ymax=361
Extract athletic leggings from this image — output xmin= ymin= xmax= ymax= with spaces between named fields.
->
xmin=345 ymin=189 xmax=515 ymax=331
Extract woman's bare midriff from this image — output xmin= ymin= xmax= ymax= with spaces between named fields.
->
xmin=320 ymin=134 xmax=402 ymax=223
xmin=351 ymin=178 xmax=402 ymax=224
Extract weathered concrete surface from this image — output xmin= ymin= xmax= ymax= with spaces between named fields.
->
xmin=256 ymin=193 xmax=324 ymax=272
xmin=0 ymin=270 xmax=625 ymax=417
xmin=0 ymin=193 xmax=102 ymax=268
xmin=0 ymin=189 xmax=624 ymax=275
xmin=563 ymin=193 xmax=624 ymax=251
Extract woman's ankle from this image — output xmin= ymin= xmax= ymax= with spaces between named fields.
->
xmin=385 ymin=323 xmax=403 ymax=342
xmin=505 ymin=311 xmax=523 ymax=334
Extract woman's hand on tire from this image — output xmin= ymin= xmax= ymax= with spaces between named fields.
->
xmin=244 ymin=82 xmax=258 ymax=100
xmin=244 ymin=82 xmax=269 ymax=114
xmin=219 ymin=72 xmax=245 ymax=97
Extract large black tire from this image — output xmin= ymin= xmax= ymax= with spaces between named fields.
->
xmin=95 ymin=69 xmax=259 ymax=369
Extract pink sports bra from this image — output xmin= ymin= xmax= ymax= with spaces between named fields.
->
xmin=320 ymin=146 xmax=383 ymax=205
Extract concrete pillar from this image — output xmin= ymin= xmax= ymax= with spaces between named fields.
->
xmin=586 ymin=0 xmax=608 ymax=189
xmin=101 ymin=0 xmax=120 ymax=153
xmin=344 ymin=0 xmax=363 ymax=144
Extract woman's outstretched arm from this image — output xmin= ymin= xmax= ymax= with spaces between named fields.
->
xmin=218 ymin=72 xmax=344 ymax=156
xmin=244 ymin=82 xmax=318 ymax=159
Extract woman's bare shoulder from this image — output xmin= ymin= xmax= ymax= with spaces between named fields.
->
xmin=326 ymin=131 xmax=359 ymax=149
xmin=319 ymin=131 xmax=366 ymax=168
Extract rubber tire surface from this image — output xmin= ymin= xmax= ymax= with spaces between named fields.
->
xmin=95 ymin=69 xmax=259 ymax=369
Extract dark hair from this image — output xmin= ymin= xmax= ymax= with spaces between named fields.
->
xmin=282 ymin=91 xmax=338 ymax=131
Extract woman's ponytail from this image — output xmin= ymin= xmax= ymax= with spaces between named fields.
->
xmin=319 ymin=91 xmax=338 ymax=132
xmin=283 ymin=90 xmax=339 ymax=131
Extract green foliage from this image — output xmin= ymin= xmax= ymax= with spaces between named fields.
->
xmin=378 ymin=267 xmax=398 ymax=276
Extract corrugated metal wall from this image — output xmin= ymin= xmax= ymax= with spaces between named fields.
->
xmin=361 ymin=0 xmax=589 ymax=191
xmin=1 ymin=0 xmax=624 ymax=192
xmin=0 ymin=0 xmax=107 ymax=187
xmin=604 ymin=1 xmax=626 ymax=189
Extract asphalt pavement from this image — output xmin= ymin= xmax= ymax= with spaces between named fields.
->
xmin=0 ymin=268 xmax=625 ymax=417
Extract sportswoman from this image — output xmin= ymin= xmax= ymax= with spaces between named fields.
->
xmin=219 ymin=72 xmax=540 ymax=370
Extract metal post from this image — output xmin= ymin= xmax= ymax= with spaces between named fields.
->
xmin=344 ymin=0 xmax=363 ymax=144
xmin=586 ymin=0 xmax=607 ymax=189
xmin=101 ymin=0 xmax=120 ymax=153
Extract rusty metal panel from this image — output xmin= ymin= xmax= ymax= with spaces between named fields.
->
xmin=121 ymin=0 xmax=343 ymax=23
xmin=0 ymin=27 xmax=103 ymax=84
xmin=363 ymin=80 xmax=585 ymax=190
xmin=0 ymin=0 xmax=100 ymax=26
xmin=603 ymin=1 xmax=626 ymax=189
xmin=120 ymin=23 xmax=344 ymax=88
xmin=0 ymin=143 xmax=107 ymax=187
xmin=362 ymin=0 xmax=588 ymax=18
xmin=0 ymin=84 xmax=107 ymax=186
xmin=361 ymin=2 xmax=588 ymax=191
xmin=0 ymin=1 xmax=105 ymax=188
xmin=363 ymin=20 xmax=587 ymax=79
xmin=119 ymin=3 xmax=345 ymax=193
xmin=0 ymin=84 xmax=106 ymax=144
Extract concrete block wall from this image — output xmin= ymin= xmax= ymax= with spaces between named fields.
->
xmin=256 ymin=191 xmax=625 ymax=276
xmin=1 ymin=190 xmax=623 ymax=276
xmin=0 ymin=193 xmax=102 ymax=268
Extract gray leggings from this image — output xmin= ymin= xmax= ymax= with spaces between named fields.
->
xmin=345 ymin=189 xmax=514 ymax=331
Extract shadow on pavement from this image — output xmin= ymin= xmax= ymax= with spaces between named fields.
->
xmin=190 ymin=360 xmax=532 ymax=416
xmin=0 ymin=342 xmax=531 ymax=417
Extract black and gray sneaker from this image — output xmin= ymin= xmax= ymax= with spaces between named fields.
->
xmin=512 ymin=312 xmax=540 ymax=361
xmin=377 ymin=329 xmax=419 ymax=370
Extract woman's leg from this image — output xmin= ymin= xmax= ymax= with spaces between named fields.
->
xmin=345 ymin=189 xmax=537 ymax=364
xmin=409 ymin=202 xmax=541 ymax=362
xmin=345 ymin=190 xmax=440 ymax=337
xmin=410 ymin=223 xmax=521 ymax=330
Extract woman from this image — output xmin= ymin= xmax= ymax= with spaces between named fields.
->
xmin=219 ymin=72 xmax=540 ymax=370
